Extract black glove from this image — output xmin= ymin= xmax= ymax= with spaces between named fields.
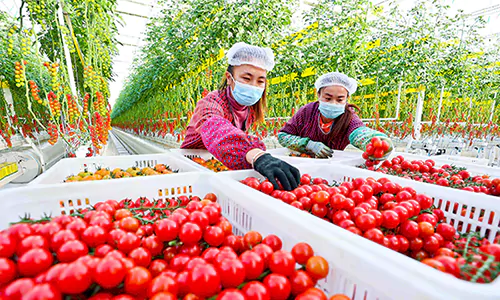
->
xmin=253 ymin=154 xmax=300 ymax=191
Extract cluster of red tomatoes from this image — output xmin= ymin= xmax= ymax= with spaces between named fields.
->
xmin=0 ymin=194 xmax=350 ymax=300
xmin=241 ymin=175 xmax=500 ymax=283
xmin=360 ymin=156 xmax=500 ymax=196
xmin=362 ymin=137 xmax=391 ymax=166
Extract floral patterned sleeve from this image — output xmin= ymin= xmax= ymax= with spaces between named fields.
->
xmin=349 ymin=126 xmax=387 ymax=151
xmin=278 ymin=106 xmax=310 ymax=152
xmin=277 ymin=132 xmax=310 ymax=153
xmin=196 ymin=97 xmax=265 ymax=170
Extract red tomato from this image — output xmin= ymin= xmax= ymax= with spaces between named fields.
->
xmin=363 ymin=228 xmax=384 ymax=245
xmin=386 ymin=235 xmax=401 ymax=252
xmin=339 ymin=219 xmax=355 ymax=229
xmin=155 ymin=219 xmax=179 ymax=242
xmin=125 ymin=266 xmax=152 ymax=296
xmin=299 ymin=197 xmax=313 ymax=211
xmin=355 ymin=214 xmax=376 ymax=232
xmin=0 ymin=233 xmax=16 ymax=258
xmin=281 ymin=192 xmax=297 ymax=204
xmin=148 ymin=275 xmax=179 ymax=297
xmin=179 ymin=222 xmax=202 ymax=245
xmin=311 ymin=204 xmax=328 ymax=218
xmin=216 ymin=289 xmax=246 ymax=300
xmin=263 ymin=274 xmax=291 ymax=300
xmin=22 ymin=283 xmax=62 ymax=300
xmin=50 ymin=229 xmax=77 ymax=252
xmin=3 ymin=278 xmax=35 ymax=298
xmin=93 ymin=257 xmax=127 ymax=288
xmin=421 ymin=259 xmax=445 ymax=272
xmin=56 ymin=262 xmax=92 ymax=294
xmin=243 ymin=231 xmax=263 ymax=250
xmin=240 ymin=251 xmax=265 ymax=280
xmin=436 ymin=223 xmax=456 ymax=241
xmin=329 ymin=194 xmax=346 ymax=210
xmin=252 ymin=244 xmax=274 ymax=268
xmin=217 ymin=258 xmax=246 ymax=288
xmin=188 ymin=211 xmax=209 ymax=229
xmin=397 ymin=235 xmax=410 ymax=253
xmin=289 ymin=270 xmax=314 ymax=295
xmin=416 ymin=194 xmax=433 ymax=210
xmin=242 ymin=281 xmax=271 ymax=300
xmin=142 ymin=235 xmax=163 ymax=257
xmin=409 ymin=237 xmax=423 ymax=252
xmin=269 ymin=250 xmax=296 ymax=277
xmin=350 ymin=207 xmax=367 ymax=220
xmin=82 ymin=226 xmax=108 ymax=248
xmin=400 ymin=221 xmax=420 ymax=239
xmin=392 ymin=206 xmax=409 ymax=222
xmin=17 ymin=235 xmax=49 ymax=257
xmin=291 ymin=243 xmax=314 ymax=265
xmin=57 ymin=240 xmax=88 ymax=262
xmin=202 ymin=206 xmax=220 ymax=225
xmin=0 ymin=257 xmax=17 ymax=286
xmin=349 ymin=190 xmax=364 ymax=205
xmin=169 ymin=254 xmax=191 ymax=272
xmin=188 ymin=264 xmax=220 ymax=298
xmin=434 ymin=256 xmax=460 ymax=277
xmin=149 ymin=259 xmax=169 ymax=278
xmin=95 ymin=244 xmax=113 ymax=258
xmin=417 ymin=213 xmax=437 ymax=227
xmin=18 ymin=248 xmax=53 ymax=277
xmin=128 ymin=247 xmax=152 ymax=268
xmin=366 ymin=210 xmax=383 ymax=227
xmin=262 ymin=234 xmax=283 ymax=252
xmin=65 ymin=219 xmax=87 ymax=237
xmin=223 ymin=235 xmax=244 ymax=254
xmin=379 ymin=193 xmax=395 ymax=205
xmin=331 ymin=210 xmax=351 ymax=225
xmin=204 ymin=226 xmax=225 ymax=247
xmin=260 ymin=182 xmax=274 ymax=195
xmin=381 ymin=210 xmax=400 ymax=229
xmin=423 ymin=236 xmax=440 ymax=254
xmin=346 ymin=226 xmax=362 ymax=236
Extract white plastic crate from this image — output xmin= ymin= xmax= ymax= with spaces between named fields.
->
xmin=29 ymin=153 xmax=201 ymax=185
xmin=0 ymin=172 xmax=440 ymax=300
xmin=268 ymin=148 xmax=361 ymax=165
xmin=170 ymin=149 xmax=228 ymax=172
xmin=340 ymin=152 xmax=500 ymax=178
xmin=219 ymin=164 xmax=500 ymax=300
xmin=434 ymin=154 xmax=490 ymax=166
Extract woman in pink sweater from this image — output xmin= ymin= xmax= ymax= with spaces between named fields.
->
xmin=181 ymin=42 xmax=300 ymax=191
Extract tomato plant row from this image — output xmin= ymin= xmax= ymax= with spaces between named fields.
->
xmin=111 ymin=0 xmax=499 ymax=137
xmin=0 ymin=0 xmax=120 ymax=155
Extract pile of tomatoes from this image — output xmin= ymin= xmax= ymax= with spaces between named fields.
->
xmin=362 ymin=137 xmax=391 ymax=166
xmin=0 ymin=194 xmax=350 ymax=300
xmin=241 ymin=175 xmax=500 ymax=283
xmin=188 ymin=156 xmax=229 ymax=172
xmin=359 ymin=155 xmax=500 ymax=197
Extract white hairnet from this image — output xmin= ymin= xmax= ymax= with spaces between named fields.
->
xmin=226 ymin=42 xmax=275 ymax=71
xmin=314 ymin=72 xmax=358 ymax=95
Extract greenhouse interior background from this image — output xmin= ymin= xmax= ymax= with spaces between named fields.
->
xmin=1 ymin=0 xmax=500 ymax=299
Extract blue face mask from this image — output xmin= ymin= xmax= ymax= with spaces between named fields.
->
xmin=318 ymin=101 xmax=346 ymax=119
xmin=230 ymin=74 xmax=264 ymax=106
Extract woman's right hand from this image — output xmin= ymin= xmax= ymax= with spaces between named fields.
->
xmin=252 ymin=153 xmax=300 ymax=191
